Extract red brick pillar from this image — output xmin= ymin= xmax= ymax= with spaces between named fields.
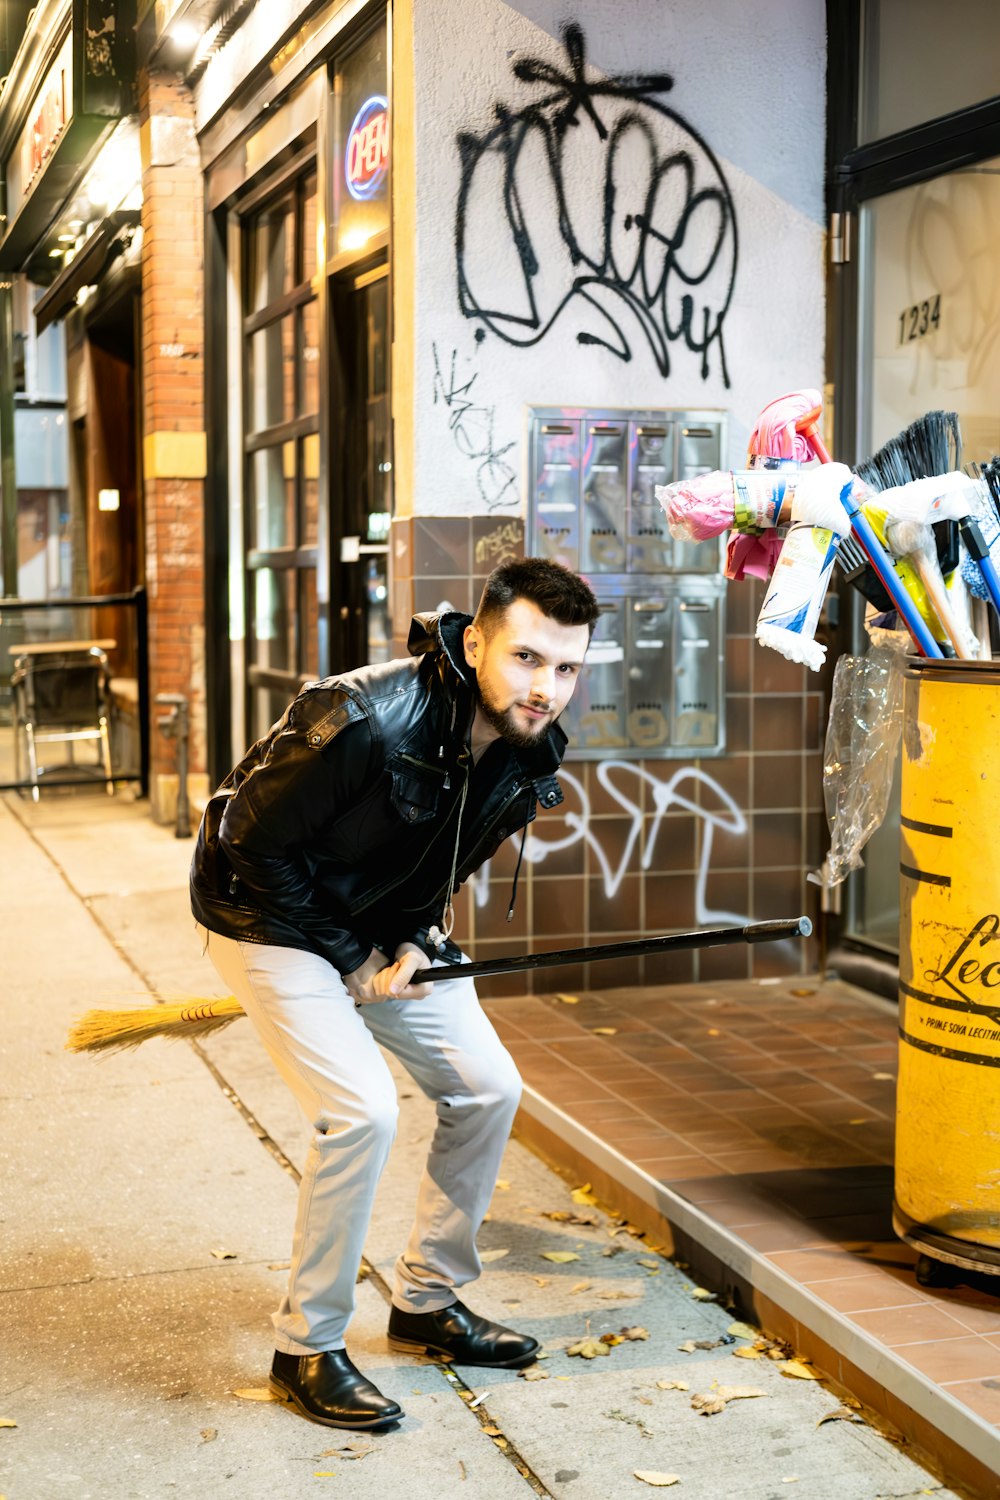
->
xmin=138 ymin=69 xmax=206 ymax=823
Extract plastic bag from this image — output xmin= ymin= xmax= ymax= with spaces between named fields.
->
xmin=808 ymin=645 xmax=905 ymax=891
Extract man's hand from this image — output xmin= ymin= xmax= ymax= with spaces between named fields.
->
xmin=343 ymin=944 xmax=433 ymax=1004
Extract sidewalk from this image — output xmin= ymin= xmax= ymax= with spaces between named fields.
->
xmin=0 ymin=788 xmax=977 ymax=1499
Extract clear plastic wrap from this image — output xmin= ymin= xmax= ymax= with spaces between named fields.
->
xmin=808 ymin=644 xmax=906 ymax=891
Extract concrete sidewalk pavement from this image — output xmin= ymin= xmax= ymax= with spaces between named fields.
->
xmin=1 ymin=790 xmax=961 ymax=1499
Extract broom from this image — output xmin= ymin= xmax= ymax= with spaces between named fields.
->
xmin=66 ymin=916 xmax=811 ymax=1055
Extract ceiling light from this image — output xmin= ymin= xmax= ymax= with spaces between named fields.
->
xmin=169 ymin=21 xmax=200 ymax=49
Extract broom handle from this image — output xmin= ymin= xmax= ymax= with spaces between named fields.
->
xmin=412 ymin=916 xmax=812 ymax=985
xmin=797 ymin=411 xmax=943 ymax=659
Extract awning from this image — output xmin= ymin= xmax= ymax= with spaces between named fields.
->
xmin=33 ymin=210 xmax=141 ymax=335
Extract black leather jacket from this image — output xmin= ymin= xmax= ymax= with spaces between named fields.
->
xmin=190 ymin=611 xmax=565 ymax=975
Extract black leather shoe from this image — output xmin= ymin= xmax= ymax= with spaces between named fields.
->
xmin=387 ymin=1299 xmax=540 ymax=1368
xmin=269 ymin=1348 xmax=403 ymax=1429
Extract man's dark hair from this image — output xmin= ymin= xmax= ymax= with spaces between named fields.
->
xmin=473 ymin=557 xmax=600 ymax=639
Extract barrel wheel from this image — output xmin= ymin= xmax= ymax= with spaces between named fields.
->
xmin=915 ymin=1254 xmax=958 ymax=1289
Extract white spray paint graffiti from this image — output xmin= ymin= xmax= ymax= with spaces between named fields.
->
xmin=475 ymin=762 xmax=749 ymax=925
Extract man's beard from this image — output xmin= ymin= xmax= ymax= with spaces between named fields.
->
xmin=476 ymin=685 xmax=554 ymax=749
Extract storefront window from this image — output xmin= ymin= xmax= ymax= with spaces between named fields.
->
xmin=860 ymin=0 xmax=1000 ymax=144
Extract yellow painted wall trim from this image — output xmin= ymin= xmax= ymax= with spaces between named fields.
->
xmin=144 ymin=431 xmax=208 ymax=479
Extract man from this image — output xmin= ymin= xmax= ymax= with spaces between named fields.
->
xmin=191 ymin=557 xmax=599 ymax=1431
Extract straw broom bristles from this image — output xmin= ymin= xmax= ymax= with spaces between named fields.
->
xmin=66 ymin=996 xmax=247 ymax=1054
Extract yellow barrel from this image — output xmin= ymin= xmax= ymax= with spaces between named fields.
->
xmin=895 ymin=657 xmax=1000 ymax=1277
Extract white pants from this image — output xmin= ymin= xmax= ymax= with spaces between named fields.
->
xmin=200 ymin=928 xmax=522 ymax=1355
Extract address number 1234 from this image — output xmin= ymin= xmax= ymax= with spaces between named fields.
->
xmin=899 ymin=294 xmax=941 ymax=344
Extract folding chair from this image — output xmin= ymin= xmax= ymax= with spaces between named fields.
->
xmin=11 ymin=647 xmax=115 ymax=801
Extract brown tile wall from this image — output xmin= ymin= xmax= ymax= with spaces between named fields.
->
xmin=392 ymin=516 xmax=829 ymax=994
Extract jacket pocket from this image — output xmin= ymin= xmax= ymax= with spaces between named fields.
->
xmin=389 ymin=764 xmax=443 ymax=825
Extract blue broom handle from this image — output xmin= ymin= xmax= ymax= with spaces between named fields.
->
xmin=976 ymin=554 xmax=1000 ymax=619
xmin=838 ymin=490 xmax=944 ymax=659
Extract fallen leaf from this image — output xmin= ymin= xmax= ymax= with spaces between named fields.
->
xmin=0 ymin=1418 xmax=17 ymax=1428
xmin=817 ymin=1408 xmax=863 ymax=1427
xmin=232 ymin=1387 xmax=279 ymax=1402
xmin=690 ymin=1286 xmax=716 ymax=1301
xmin=678 ymin=1337 xmax=728 ymax=1353
xmin=727 ymin=1321 xmax=759 ymax=1340
xmin=592 ymin=1027 xmax=618 ymax=1035
xmin=519 ymin=1365 xmax=549 ymax=1381
xmin=318 ymin=1441 xmax=375 ymax=1459
xmin=656 ymin=1380 xmax=688 ymax=1391
xmin=314 ymin=1471 xmax=338 ymax=1477
xmin=637 ymin=1258 xmax=660 ymax=1270
xmin=199 ymin=1428 xmax=217 ymax=1443
xmin=542 ymin=1251 xmax=580 ymax=1263
xmin=554 ymin=992 xmax=579 ymax=1004
xmin=634 ymin=1472 xmax=680 ymax=1487
xmin=481 ymin=1424 xmax=502 ymax=1437
xmin=210 ymin=1247 xmax=237 ymax=1260
xmin=495 ymin=1179 xmax=511 ymax=1190
xmin=566 ymin=1336 xmax=611 ymax=1359
xmin=598 ymin=1290 xmax=634 ymax=1300
xmin=873 ymin=1072 xmax=893 ymax=1081
xmin=541 ymin=1210 xmax=598 ymax=1226
xmin=570 ymin=1281 xmax=592 ymax=1294
xmin=600 ymin=1333 xmax=624 ymax=1346
xmin=601 ymin=1243 xmax=626 ymax=1258
xmin=621 ymin=1326 xmax=649 ymax=1341
xmin=781 ymin=1360 xmax=820 ymax=1381
xmin=480 ymin=1248 xmax=510 ymax=1262
xmin=532 ymin=1277 xmax=550 ymax=1287
xmin=268 ymin=1261 xmax=291 ymax=1271
xmin=692 ymin=1385 xmax=767 ymax=1415
xmin=356 ymin=1265 xmax=371 ymax=1282
xmin=732 ymin=1346 xmax=763 ymax=1360
xmin=571 ymin=1186 xmax=598 ymax=1206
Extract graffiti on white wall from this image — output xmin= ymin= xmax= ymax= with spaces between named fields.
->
xmin=455 ymin=22 xmax=739 ymax=383
xmin=431 ymin=342 xmax=519 ymax=509
xmin=474 ymin=761 xmax=749 ymax=925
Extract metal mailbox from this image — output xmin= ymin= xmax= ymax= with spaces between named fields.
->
xmin=672 ymin=587 xmax=724 ymax=749
xmin=571 ymin=600 xmax=628 ymax=751
xmin=627 ymin=422 xmax=673 ymax=574
xmin=528 ymin=406 xmax=727 ymax=760
xmin=581 ymin=421 xmax=628 ymax=573
xmin=534 ymin=420 xmax=580 ymax=572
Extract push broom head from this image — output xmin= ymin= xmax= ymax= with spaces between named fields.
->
xmin=66 ymin=995 xmax=246 ymax=1054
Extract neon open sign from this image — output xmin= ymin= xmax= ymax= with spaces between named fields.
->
xmin=345 ymin=95 xmax=389 ymax=201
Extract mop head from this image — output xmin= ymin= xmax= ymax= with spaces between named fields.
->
xmin=755 ymin=622 xmax=827 ymax=673
xmin=66 ymin=995 xmax=246 ymax=1054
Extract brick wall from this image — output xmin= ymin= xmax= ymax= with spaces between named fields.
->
xmin=138 ymin=69 xmax=207 ymax=818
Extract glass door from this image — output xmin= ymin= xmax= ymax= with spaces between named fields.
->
xmin=241 ymin=169 xmax=321 ymax=742
xmin=329 ymin=260 xmax=392 ymax=672
xmin=850 ymin=154 xmax=1000 ymax=950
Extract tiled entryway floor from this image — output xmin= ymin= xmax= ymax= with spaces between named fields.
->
xmin=484 ymin=974 xmax=1000 ymax=1484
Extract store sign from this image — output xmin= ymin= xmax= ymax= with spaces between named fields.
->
xmin=345 ymin=95 xmax=389 ymax=201
xmin=7 ymin=32 xmax=74 ymax=222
